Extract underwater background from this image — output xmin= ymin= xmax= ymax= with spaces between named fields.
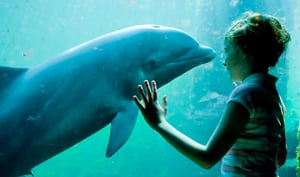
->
xmin=0 ymin=0 xmax=299 ymax=177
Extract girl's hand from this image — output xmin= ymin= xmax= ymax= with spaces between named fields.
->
xmin=133 ymin=80 xmax=168 ymax=129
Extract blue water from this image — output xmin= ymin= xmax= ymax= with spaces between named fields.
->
xmin=0 ymin=0 xmax=299 ymax=176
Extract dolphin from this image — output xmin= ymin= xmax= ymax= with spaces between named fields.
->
xmin=0 ymin=24 xmax=215 ymax=177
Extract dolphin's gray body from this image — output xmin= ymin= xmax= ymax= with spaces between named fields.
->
xmin=0 ymin=25 xmax=215 ymax=177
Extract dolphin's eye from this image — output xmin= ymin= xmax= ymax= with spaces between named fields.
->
xmin=143 ymin=59 xmax=157 ymax=71
xmin=149 ymin=59 xmax=156 ymax=66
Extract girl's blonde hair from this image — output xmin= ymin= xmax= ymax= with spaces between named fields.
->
xmin=225 ymin=11 xmax=291 ymax=68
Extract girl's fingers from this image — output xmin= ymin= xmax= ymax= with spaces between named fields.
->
xmin=162 ymin=95 xmax=168 ymax=112
xmin=151 ymin=80 xmax=157 ymax=101
xmin=144 ymin=80 xmax=152 ymax=102
xmin=138 ymin=84 xmax=148 ymax=105
xmin=134 ymin=80 xmax=158 ymax=109
xmin=133 ymin=95 xmax=144 ymax=110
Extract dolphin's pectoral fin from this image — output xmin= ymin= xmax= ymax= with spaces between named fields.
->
xmin=106 ymin=101 xmax=138 ymax=157
xmin=0 ymin=66 xmax=28 ymax=91
xmin=17 ymin=170 xmax=34 ymax=177
xmin=28 ymin=171 xmax=34 ymax=176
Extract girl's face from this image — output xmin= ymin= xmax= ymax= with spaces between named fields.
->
xmin=223 ymin=39 xmax=247 ymax=82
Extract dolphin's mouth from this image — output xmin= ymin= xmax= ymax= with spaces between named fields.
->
xmin=174 ymin=50 xmax=216 ymax=64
